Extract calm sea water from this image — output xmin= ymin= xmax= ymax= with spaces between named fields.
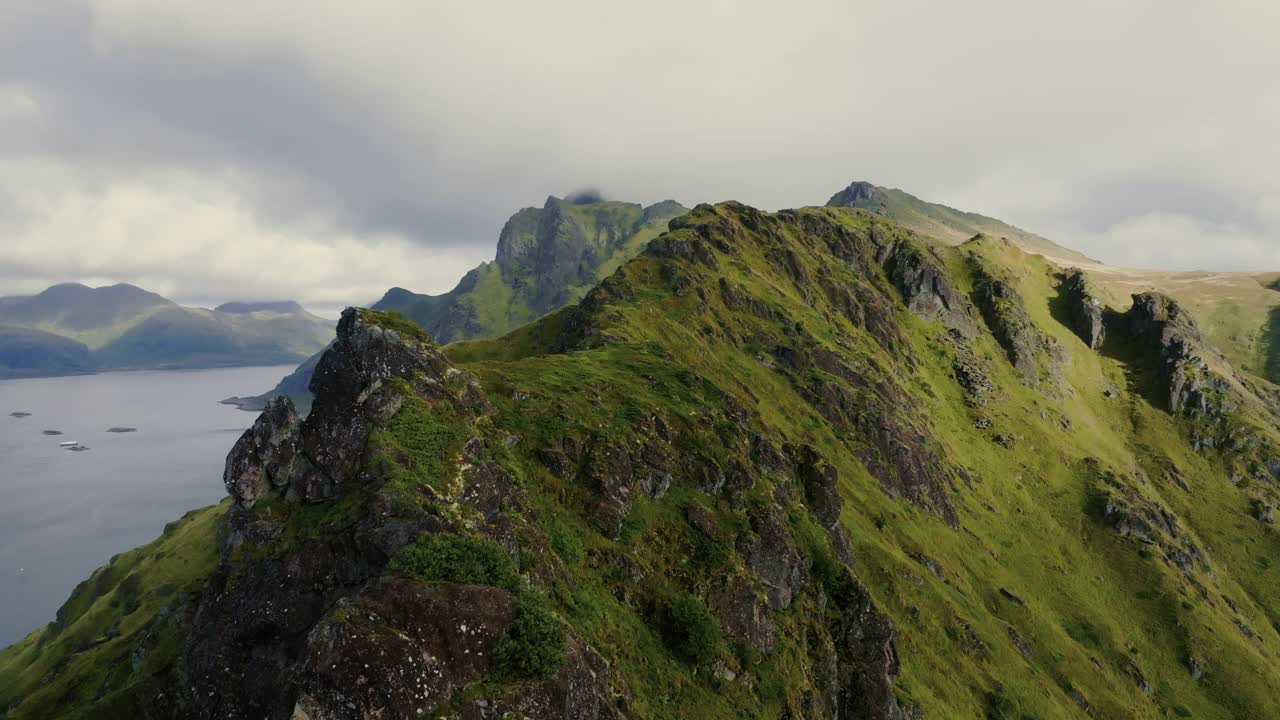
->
xmin=0 ymin=365 xmax=293 ymax=648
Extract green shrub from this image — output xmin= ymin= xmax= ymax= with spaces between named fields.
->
xmin=388 ymin=533 xmax=521 ymax=591
xmin=693 ymin=532 xmax=732 ymax=569
xmin=668 ymin=592 xmax=721 ymax=663
xmin=494 ymin=593 xmax=567 ymax=679
xmin=546 ymin=519 xmax=583 ymax=564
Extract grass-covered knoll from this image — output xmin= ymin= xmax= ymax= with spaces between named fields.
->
xmin=0 ymin=504 xmax=226 ymax=720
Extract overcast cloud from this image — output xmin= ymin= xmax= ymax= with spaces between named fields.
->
xmin=2 ymin=1 xmax=1279 ymax=311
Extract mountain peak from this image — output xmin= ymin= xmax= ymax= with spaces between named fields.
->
xmin=827 ymin=180 xmax=889 ymax=208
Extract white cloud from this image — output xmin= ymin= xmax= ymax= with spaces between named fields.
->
xmin=0 ymin=158 xmax=486 ymax=308
xmin=1048 ymin=212 xmax=1280 ymax=273
xmin=2 ymin=0 xmax=1279 ymax=311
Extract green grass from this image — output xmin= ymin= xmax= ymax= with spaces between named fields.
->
xmin=369 ymin=396 xmax=470 ymax=497
xmin=357 ymin=307 xmax=430 ymax=342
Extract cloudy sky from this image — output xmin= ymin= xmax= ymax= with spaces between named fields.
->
xmin=2 ymin=1 xmax=1279 ymax=312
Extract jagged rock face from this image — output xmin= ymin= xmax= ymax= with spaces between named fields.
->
xmin=829 ymin=576 xmax=909 ymax=720
xmin=1062 ymin=270 xmax=1106 ymax=349
xmin=223 ymin=396 xmax=303 ymax=509
xmin=223 ymin=308 xmax=491 ymax=511
xmin=879 ymin=240 xmax=977 ymax=337
xmin=1125 ymin=293 xmax=1230 ymax=417
xmin=738 ymin=506 xmax=809 ymax=610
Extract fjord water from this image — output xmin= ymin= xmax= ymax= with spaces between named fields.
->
xmin=0 ymin=365 xmax=293 ymax=647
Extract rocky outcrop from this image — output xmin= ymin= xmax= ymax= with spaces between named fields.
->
xmin=223 ymin=395 xmax=304 ymax=509
xmin=827 ymin=181 xmax=891 ymax=211
xmin=879 ymin=240 xmax=977 ymax=337
xmin=1061 ymin=270 xmax=1106 ymax=349
xmin=738 ymin=506 xmax=809 ymax=610
xmin=1093 ymin=463 xmax=1206 ymax=576
xmin=1125 ymin=293 xmax=1229 ymax=417
xmin=1122 ymin=293 xmax=1280 ymax=484
xmin=185 ymin=308 xmax=605 ymax=720
xmin=827 ymin=571 xmax=910 ymax=720
xmin=969 ymin=254 xmax=1057 ymax=385
xmin=294 ymin=579 xmax=516 ymax=718
xmin=221 ymin=309 xmax=490 ymax=512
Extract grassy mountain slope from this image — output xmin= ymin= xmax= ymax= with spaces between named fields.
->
xmin=827 ymin=181 xmax=1097 ymax=264
xmin=10 ymin=202 xmax=1280 ymax=719
xmin=0 ymin=284 xmax=332 ymax=377
xmin=229 ymin=195 xmax=687 ymax=412
xmin=0 ymin=505 xmax=224 ymax=719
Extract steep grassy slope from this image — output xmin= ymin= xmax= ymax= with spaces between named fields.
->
xmin=0 ymin=505 xmax=224 ymax=719
xmin=0 ymin=284 xmax=332 ymax=377
xmin=9 ymin=203 xmax=1280 ymax=719
xmin=229 ymin=195 xmax=686 ymax=412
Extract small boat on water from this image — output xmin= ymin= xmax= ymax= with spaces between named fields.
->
xmin=59 ymin=441 xmax=79 ymax=447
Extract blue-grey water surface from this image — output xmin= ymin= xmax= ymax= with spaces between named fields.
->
xmin=0 ymin=365 xmax=293 ymax=648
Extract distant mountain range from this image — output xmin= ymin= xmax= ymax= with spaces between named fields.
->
xmin=0 ymin=284 xmax=332 ymax=378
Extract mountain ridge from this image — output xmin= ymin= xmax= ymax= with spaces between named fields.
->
xmin=13 ymin=199 xmax=1280 ymax=718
